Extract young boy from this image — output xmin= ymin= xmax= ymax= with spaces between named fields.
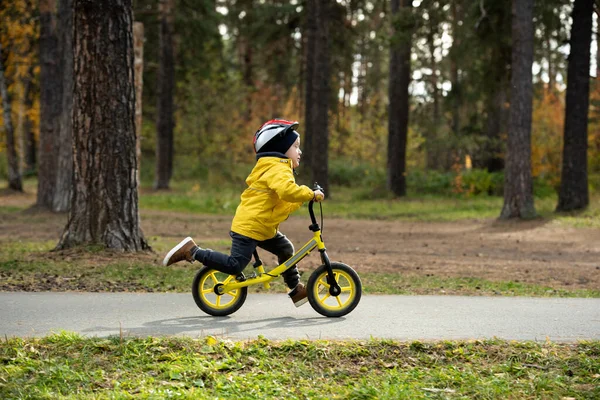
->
xmin=163 ymin=119 xmax=325 ymax=307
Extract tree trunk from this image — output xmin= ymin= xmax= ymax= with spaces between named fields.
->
xmin=303 ymin=0 xmax=317 ymax=180
xmin=557 ymin=0 xmax=593 ymax=212
xmin=309 ymin=0 xmax=331 ymax=194
xmin=53 ymin=0 xmax=74 ymax=212
xmin=17 ymin=66 xmax=35 ymax=176
xmin=22 ymin=65 xmax=36 ymax=176
xmin=57 ymin=0 xmax=149 ymax=251
xmin=597 ymin=9 xmax=600 ymax=80
xmin=545 ymin=29 xmax=556 ymax=92
xmin=484 ymin=61 xmax=509 ymax=173
xmin=154 ymin=0 xmax=175 ymax=190
xmin=134 ymin=22 xmax=144 ymax=188
xmin=240 ymin=0 xmax=254 ymax=121
xmin=0 ymin=42 xmax=23 ymax=191
xmin=387 ymin=0 xmax=412 ymax=197
xmin=450 ymin=1 xmax=461 ymax=140
xmin=500 ymin=0 xmax=536 ymax=220
xmin=425 ymin=17 xmax=441 ymax=170
xmin=37 ymin=0 xmax=61 ymax=205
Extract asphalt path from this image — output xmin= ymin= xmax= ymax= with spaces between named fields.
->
xmin=2 ymin=292 xmax=599 ymax=342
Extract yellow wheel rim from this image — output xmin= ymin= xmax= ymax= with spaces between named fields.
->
xmin=312 ymin=270 xmax=356 ymax=311
xmin=198 ymin=271 xmax=242 ymax=310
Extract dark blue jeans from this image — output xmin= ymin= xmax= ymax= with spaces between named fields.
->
xmin=193 ymin=231 xmax=300 ymax=289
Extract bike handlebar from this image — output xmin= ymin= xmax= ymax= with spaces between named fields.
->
xmin=309 ymin=200 xmax=317 ymax=225
xmin=308 ymin=182 xmax=324 ymax=228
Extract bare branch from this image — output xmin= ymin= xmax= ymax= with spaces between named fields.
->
xmin=475 ymin=0 xmax=487 ymax=30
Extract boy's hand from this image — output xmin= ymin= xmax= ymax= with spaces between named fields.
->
xmin=313 ymin=189 xmax=325 ymax=202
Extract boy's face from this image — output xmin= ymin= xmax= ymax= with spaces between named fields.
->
xmin=285 ymin=137 xmax=302 ymax=169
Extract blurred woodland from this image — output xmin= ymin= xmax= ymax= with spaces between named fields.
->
xmin=1 ymin=0 xmax=599 ymax=215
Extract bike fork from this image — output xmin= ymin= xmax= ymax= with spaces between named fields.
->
xmin=320 ymin=249 xmax=341 ymax=296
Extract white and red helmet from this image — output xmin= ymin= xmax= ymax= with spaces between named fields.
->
xmin=253 ymin=119 xmax=299 ymax=153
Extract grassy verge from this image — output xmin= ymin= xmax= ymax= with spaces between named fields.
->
xmin=2 ymin=179 xmax=599 ymax=297
xmin=1 ymin=333 xmax=598 ymax=399
xmin=137 ymin=182 xmax=600 ymax=227
xmin=2 ymin=247 xmax=599 ymax=297
xmin=4 ymin=178 xmax=600 ymax=226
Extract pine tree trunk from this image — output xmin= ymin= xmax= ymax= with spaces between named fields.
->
xmin=57 ymin=0 xmax=149 ymax=251
xmin=425 ymin=19 xmax=440 ymax=170
xmin=450 ymin=1 xmax=461 ymax=141
xmin=597 ymin=10 xmax=600 ymax=80
xmin=53 ymin=0 xmax=74 ymax=212
xmin=18 ymin=66 xmax=31 ymax=176
xmin=545 ymin=30 xmax=556 ymax=92
xmin=557 ymin=0 xmax=593 ymax=211
xmin=500 ymin=0 xmax=536 ymax=220
xmin=310 ymin=0 xmax=330 ymax=194
xmin=240 ymin=0 xmax=254 ymax=121
xmin=484 ymin=64 xmax=509 ymax=173
xmin=37 ymin=0 xmax=61 ymax=205
xmin=0 ymin=42 xmax=22 ymax=191
xmin=154 ymin=0 xmax=175 ymax=190
xmin=303 ymin=0 xmax=317 ymax=180
xmin=134 ymin=22 xmax=144 ymax=188
xmin=387 ymin=0 xmax=412 ymax=197
xmin=22 ymin=65 xmax=36 ymax=175
xmin=475 ymin=1 xmax=510 ymax=174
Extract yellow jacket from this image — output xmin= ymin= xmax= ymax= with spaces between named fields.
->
xmin=231 ymin=156 xmax=315 ymax=241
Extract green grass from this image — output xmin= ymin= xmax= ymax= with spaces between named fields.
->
xmin=138 ymin=181 xmax=600 ymax=228
xmin=1 ymin=333 xmax=598 ymax=399
xmin=361 ymin=273 xmax=600 ymax=298
xmin=4 ymin=177 xmax=600 ymax=227
xmin=2 ymin=243 xmax=599 ymax=297
xmin=326 ymin=187 xmax=600 ymax=227
xmin=1 ymin=178 xmax=599 ymax=297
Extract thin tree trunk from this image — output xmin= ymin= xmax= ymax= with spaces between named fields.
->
xmin=23 ymin=65 xmax=36 ymax=175
xmin=310 ymin=0 xmax=330 ymax=194
xmin=426 ymin=17 xmax=440 ymax=170
xmin=37 ymin=0 xmax=61 ymax=206
xmin=450 ymin=1 xmax=461 ymax=141
xmin=303 ymin=0 xmax=317 ymax=179
xmin=154 ymin=0 xmax=175 ymax=190
xmin=387 ymin=0 xmax=412 ymax=197
xmin=53 ymin=0 xmax=74 ymax=212
xmin=557 ymin=0 xmax=594 ymax=212
xmin=57 ymin=0 xmax=149 ymax=251
xmin=545 ymin=29 xmax=556 ymax=92
xmin=485 ymin=84 xmax=508 ymax=173
xmin=17 ymin=71 xmax=28 ymax=177
xmin=240 ymin=0 xmax=254 ymax=121
xmin=0 ymin=42 xmax=23 ymax=191
xmin=500 ymin=0 xmax=536 ymax=220
xmin=134 ymin=22 xmax=144 ymax=188
xmin=597 ymin=9 xmax=600 ymax=80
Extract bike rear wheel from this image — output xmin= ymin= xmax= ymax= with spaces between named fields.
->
xmin=192 ymin=267 xmax=247 ymax=316
xmin=307 ymin=262 xmax=361 ymax=317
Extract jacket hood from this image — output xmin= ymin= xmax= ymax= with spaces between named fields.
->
xmin=246 ymin=156 xmax=293 ymax=186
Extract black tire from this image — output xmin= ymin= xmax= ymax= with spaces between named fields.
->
xmin=192 ymin=267 xmax=247 ymax=316
xmin=306 ymin=262 xmax=362 ymax=317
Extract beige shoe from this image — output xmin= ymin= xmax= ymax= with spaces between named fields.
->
xmin=289 ymin=283 xmax=308 ymax=307
xmin=163 ymin=237 xmax=198 ymax=266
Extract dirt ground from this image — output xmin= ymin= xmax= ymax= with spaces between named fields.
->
xmin=1 ymin=189 xmax=599 ymax=292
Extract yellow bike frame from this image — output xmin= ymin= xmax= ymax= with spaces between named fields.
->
xmin=218 ymin=229 xmax=326 ymax=293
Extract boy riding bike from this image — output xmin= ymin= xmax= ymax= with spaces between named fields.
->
xmin=163 ymin=119 xmax=324 ymax=307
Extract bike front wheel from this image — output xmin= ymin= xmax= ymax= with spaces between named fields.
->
xmin=307 ymin=262 xmax=362 ymax=317
xmin=192 ymin=267 xmax=247 ymax=316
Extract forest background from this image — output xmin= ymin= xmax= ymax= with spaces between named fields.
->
xmin=1 ymin=0 xmax=600 ymax=215
xmin=2 ymin=4 xmax=600 ymax=398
